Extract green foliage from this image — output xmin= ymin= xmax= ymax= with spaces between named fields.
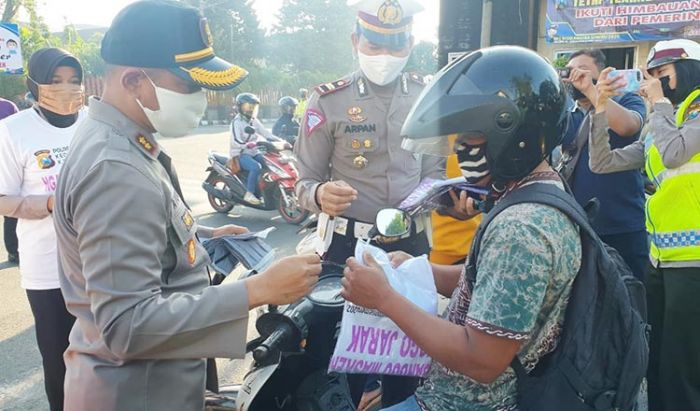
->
xmin=56 ymin=26 xmax=105 ymax=76
xmin=553 ymin=55 xmax=569 ymax=69
xmin=406 ymin=41 xmax=437 ymax=74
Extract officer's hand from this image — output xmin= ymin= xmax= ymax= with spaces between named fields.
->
xmin=317 ymin=181 xmax=358 ymax=217
xmin=388 ymin=251 xmax=413 ymax=268
xmin=213 ymin=224 xmax=249 ymax=237
xmin=247 ymin=254 xmax=321 ymax=307
xmin=47 ymin=195 xmax=54 ymax=213
xmin=438 ymin=190 xmax=481 ymax=221
xmin=342 ymin=252 xmax=394 ymax=312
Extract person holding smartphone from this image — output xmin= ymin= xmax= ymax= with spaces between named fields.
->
xmin=557 ymin=49 xmax=648 ymax=281
xmin=588 ymin=38 xmax=700 ymax=411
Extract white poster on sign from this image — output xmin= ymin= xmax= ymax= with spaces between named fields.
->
xmin=0 ymin=23 xmax=23 ymax=75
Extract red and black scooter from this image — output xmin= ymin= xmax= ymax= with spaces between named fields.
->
xmin=202 ymin=140 xmax=309 ymax=225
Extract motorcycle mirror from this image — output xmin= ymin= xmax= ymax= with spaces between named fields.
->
xmin=244 ymin=126 xmax=256 ymax=135
xmin=375 ymin=208 xmax=411 ymax=238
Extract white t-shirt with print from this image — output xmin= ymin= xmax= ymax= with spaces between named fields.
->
xmin=0 ymin=108 xmax=85 ymax=290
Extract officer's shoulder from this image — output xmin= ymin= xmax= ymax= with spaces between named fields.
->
xmin=687 ymin=103 xmax=700 ymax=121
xmin=314 ymin=75 xmax=354 ymax=98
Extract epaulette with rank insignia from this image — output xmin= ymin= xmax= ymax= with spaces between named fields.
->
xmin=315 ymin=76 xmax=353 ymax=96
xmin=407 ymin=72 xmax=426 ymax=86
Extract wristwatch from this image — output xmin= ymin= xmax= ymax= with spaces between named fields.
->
xmin=654 ymin=97 xmax=671 ymax=105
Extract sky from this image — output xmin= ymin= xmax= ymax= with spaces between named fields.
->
xmin=37 ymin=0 xmax=439 ymax=42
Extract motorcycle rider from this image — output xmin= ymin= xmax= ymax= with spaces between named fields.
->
xmin=343 ymin=46 xmax=580 ymax=411
xmin=273 ymin=95 xmax=300 ymax=144
xmin=229 ymin=92 xmax=284 ymax=205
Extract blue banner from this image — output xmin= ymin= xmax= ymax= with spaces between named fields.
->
xmin=546 ymin=0 xmax=700 ymax=44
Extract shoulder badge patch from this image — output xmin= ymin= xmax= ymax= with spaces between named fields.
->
xmin=186 ymin=239 xmax=196 ymax=266
xmin=305 ymin=109 xmax=326 ymax=136
xmin=136 ymin=135 xmax=158 ymax=156
xmin=315 ymin=77 xmax=353 ymax=96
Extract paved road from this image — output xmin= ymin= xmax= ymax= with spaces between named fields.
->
xmin=0 ymin=125 xmax=302 ymax=410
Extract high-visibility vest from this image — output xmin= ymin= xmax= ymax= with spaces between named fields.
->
xmin=645 ymin=89 xmax=700 ymax=263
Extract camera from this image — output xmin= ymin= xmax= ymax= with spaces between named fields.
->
xmin=557 ymin=67 xmax=571 ymax=79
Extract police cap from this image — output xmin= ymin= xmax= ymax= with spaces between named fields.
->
xmin=101 ymin=0 xmax=248 ymax=91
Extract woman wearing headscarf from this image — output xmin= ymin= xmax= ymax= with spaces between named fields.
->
xmin=588 ymin=38 xmax=700 ymax=411
xmin=0 ymin=48 xmax=85 ymax=411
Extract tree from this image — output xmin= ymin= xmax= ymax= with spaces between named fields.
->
xmin=181 ymin=0 xmax=264 ymax=69
xmin=406 ymin=41 xmax=437 ymax=75
xmin=1 ymin=0 xmax=32 ymax=22
xmin=269 ymin=0 xmax=355 ymax=79
xmin=57 ymin=25 xmax=105 ymax=76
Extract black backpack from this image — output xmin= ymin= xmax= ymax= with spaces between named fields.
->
xmin=466 ymin=183 xmax=648 ymax=411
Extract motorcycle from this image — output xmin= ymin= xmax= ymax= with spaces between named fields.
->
xmin=202 ymin=140 xmax=310 ymax=225
xmin=205 ymin=261 xmax=358 ymax=411
xmin=203 ymin=178 xmax=479 ymax=410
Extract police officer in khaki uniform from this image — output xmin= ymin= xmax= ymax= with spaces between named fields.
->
xmin=294 ymin=0 xmax=443 ymax=408
xmin=53 ymin=2 xmax=321 ymax=410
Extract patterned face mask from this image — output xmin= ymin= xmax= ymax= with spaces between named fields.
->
xmin=455 ymin=142 xmax=490 ymax=184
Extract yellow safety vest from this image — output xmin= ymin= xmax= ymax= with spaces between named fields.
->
xmin=645 ymin=89 xmax=700 ymax=263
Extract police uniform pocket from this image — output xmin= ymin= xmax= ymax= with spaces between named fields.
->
xmin=402 ymin=149 xmax=422 ymax=171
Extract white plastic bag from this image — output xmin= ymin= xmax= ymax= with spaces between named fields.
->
xmin=328 ymin=241 xmax=438 ymax=377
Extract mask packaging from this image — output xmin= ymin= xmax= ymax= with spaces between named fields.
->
xmin=328 ymin=241 xmax=437 ymax=378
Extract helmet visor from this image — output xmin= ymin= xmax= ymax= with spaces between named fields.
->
xmin=402 ymin=133 xmax=486 ymax=157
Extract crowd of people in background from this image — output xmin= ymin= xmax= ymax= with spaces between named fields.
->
xmin=0 ymin=0 xmax=699 ymax=410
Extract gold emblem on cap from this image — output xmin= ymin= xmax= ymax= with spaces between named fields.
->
xmin=378 ymin=0 xmax=403 ymax=25
xmin=352 ymin=139 xmax=361 ymax=150
xmin=363 ymin=139 xmax=373 ymax=149
xmin=354 ymin=155 xmax=369 ymax=169
xmin=348 ymin=106 xmax=366 ymax=123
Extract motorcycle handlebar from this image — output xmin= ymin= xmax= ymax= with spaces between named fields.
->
xmin=253 ymin=323 xmax=293 ymax=363
xmin=252 ymin=300 xmax=314 ymax=362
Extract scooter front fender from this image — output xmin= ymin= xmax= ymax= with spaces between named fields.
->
xmin=236 ymin=362 xmax=280 ymax=411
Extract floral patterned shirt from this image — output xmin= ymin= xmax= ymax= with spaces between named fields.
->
xmin=416 ymin=181 xmax=582 ymax=411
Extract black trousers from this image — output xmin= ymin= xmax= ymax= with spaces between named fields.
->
xmin=326 ymin=228 xmax=430 ymax=408
xmin=600 ymin=230 xmax=649 ymax=282
xmin=26 ymin=289 xmax=76 ymax=411
xmin=3 ymin=216 xmax=18 ymax=256
xmin=646 ymin=265 xmax=700 ymax=411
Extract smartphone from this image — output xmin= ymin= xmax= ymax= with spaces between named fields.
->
xmin=557 ymin=67 xmax=571 ymax=79
xmin=609 ymin=69 xmax=642 ymax=94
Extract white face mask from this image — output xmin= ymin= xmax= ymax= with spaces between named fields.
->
xmin=358 ymin=51 xmax=410 ymax=86
xmin=137 ymin=73 xmax=208 ymax=138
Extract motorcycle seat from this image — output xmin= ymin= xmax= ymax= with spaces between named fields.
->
xmin=212 ymin=153 xmax=229 ymax=165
